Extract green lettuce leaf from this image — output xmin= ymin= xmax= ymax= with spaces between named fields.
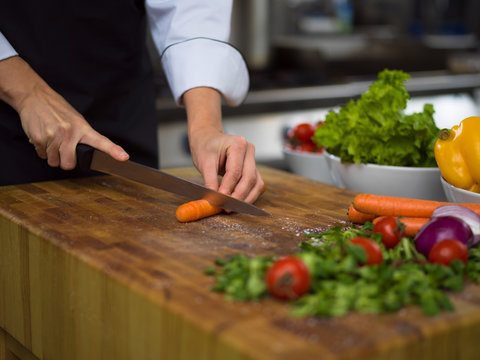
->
xmin=313 ymin=69 xmax=439 ymax=167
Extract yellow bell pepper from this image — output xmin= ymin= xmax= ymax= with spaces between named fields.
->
xmin=434 ymin=116 xmax=480 ymax=193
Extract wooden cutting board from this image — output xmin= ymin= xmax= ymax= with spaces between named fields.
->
xmin=1 ymin=166 xmax=480 ymax=360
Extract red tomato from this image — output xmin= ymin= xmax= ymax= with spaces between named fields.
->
xmin=292 ymin=123 xmax=315 ymax=143
xmin=266 ymin=256 xmax=311 ymax=300
xmin=428 ymin=239 xmax=468 ymax=266
xmin=296 ymin=142 xmax=316 ymax=152
xmin=372 ymin=216 xmax=405 ymax=249
xmin=350 ymin=237 xmax=383 ymax=265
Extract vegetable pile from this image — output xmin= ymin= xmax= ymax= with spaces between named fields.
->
xmin=348 ymin=193 xmax=480 ymax=239
xmin=313 ymin=69 xmax=439 ymax=167
xmin=206 ymin=204 xmax=480 ymax=317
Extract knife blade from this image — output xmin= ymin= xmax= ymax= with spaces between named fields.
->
xmin=76 ymin=144 xmax=270 ymax=216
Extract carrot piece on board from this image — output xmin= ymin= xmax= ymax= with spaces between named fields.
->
xmin=348 ymin=204 xmax=375 ymax=224
xmin=175 ymin=199 xmax=222 ymax=223
xmin=373 ymin=216 xmax=429 ymax=237
xmin=353 ymin=193 xmax=480 ymax=218
xmin=175 ymin=182 xmax=267 ymax=223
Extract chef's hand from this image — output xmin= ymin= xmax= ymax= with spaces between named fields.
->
xmin=183 ymin=87 xmax=265 ymax=204
xmin=0 ymin=56 xmax=129 ymax=169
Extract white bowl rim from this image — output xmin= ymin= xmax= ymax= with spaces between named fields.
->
xmin=440 ymin=176 xmax=480 ymax=198
xmin=324 ymin=150 xmax=440 ymax=172
xmin=283 ymin=146 xmax=325 ymax=158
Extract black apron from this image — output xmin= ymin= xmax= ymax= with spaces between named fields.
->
xmin=0 ymin=0 xmax=158 ymax=185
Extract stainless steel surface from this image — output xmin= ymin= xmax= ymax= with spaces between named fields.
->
xmin=244 ymin=72 xmax=480 ymax=105
xmin=90 ymin=150 xmax=270 ymax=217
xmin=156 ymin=72 xmax=480 ymax=120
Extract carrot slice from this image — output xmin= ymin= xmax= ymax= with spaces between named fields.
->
xmin=175 ymin=199 xmax=222 ymax=223
xmin=176 ymin=183 xmax=267 ymax=223
xmin=348 ymin=204 xmax=375 ymax=224
xmin=353 ymin=193 xmax=480 ymax=218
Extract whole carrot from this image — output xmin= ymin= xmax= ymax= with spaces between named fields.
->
xmin=353 ymin=193 xmax=480 ymax=218
xmin=373 ymin=216 xmax=429 ymax=237
xmin=348 ymin=204 xmax=375 ymax=224
xmin=175 ymin=199 xmax=222 ymax=223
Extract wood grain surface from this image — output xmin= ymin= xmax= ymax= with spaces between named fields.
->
xmin=1 ymin=166 xmax=480 ymax=360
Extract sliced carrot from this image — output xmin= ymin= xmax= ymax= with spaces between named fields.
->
xmin=176 ymin=183 xmax=267 ymax=223
xmin=353 ymin=193 xmax=480 ymax=218
xmin=373 ymin=216 xmax=429 ymax=237
xmin=175 ymin=199 xmax=222 ymax=223
xmin=348 ymin=204 xmax=375 ymax=224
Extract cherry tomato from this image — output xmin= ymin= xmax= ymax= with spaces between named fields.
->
xmin=265 ymin=256 xmax=311 ymax=300
xmin=292 ymin=123 xmax=315 ymax=143
xmin=350 ymin=237 xmax=383 ymax=265
xmin=428 ymin=238 xmax=468 ymax=266
xmin=372 ymin=216 xmax=405 ymax=249
xmin=296 ymin=142 xmax=316 ymax=152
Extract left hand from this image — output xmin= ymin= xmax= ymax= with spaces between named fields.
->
xmin=183 ymin=87 xmax=265 ymax=204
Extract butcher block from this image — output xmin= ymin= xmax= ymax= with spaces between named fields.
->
xmin=1 ymin=165 xmax=480 ymax=360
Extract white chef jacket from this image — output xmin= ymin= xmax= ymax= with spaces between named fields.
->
xmin=0 ymin=0 xmax=249 ymax=107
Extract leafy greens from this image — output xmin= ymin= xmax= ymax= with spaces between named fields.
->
xmin=206 ymin=222 xmax=480 ymax=317
xmin=312 ymin=69 xmax=440 ymax=167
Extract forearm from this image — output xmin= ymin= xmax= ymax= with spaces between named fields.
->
xmin=0 ymin=55 xmax=47 ymax=113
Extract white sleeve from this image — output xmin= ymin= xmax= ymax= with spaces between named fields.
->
xmin=145 ymin=0 xmax=249 ymax=107
xmin=0 ymin=32 xmax=18 ymax=60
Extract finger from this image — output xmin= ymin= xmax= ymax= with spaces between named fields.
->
xmin=218 ymin=137 xmax=248 ymax=196
xmin=58 ymin=139 xmax=78 ymax=170
xmin=226 ymin=143 xmax=258 ymax=201
xmin=242 ymin=169 xmax=266 ymax=204
xmin=45 ymin=136 xmax=62 ymax=167
xmin=81 ymin=130 xmax=129 ymax=162
xmin=27 ymin=134 xmax=48 ymax=160
xmin=34 ymin=144 xmax=48 ymax=160
xmin=200 ymin=161 xmax=220 ymax=191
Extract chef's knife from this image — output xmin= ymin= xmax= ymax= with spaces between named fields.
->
xmin=76 ymin=144 xmax=270 ymax=216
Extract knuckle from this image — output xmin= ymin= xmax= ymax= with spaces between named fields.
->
xmin=238 ymin=136 xmax=248 ymax=147
xmin=248 ymin=142 xmax=256 ymax=154
xmin=231 ymin=135 xmax=247 ymax=149
xmin=60 ymin=121 xmax=73 ymax=133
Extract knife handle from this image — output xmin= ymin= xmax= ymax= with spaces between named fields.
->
xmin=76 ymin=144 xmax=95 ymax=171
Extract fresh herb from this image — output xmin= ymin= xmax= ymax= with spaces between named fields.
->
xmin=312 ymin=69 xmax=439 ymax=167
xmin=209 ymin=254 xmax=273 ymax=301
xmin=206 ymin=223 xmax=480 ymax=317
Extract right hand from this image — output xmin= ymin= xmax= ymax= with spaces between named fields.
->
xmin=0 ymin=56 xmax=129 ymax=169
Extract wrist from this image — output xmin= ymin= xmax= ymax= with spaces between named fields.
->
xmin=0 ymin=56 xmax=46 ymax=112
xmin=184 ymin=87 xmax=223 ymax=133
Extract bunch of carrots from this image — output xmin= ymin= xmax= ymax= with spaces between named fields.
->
xmin=348 ymin=194 xmax=480 ymax=236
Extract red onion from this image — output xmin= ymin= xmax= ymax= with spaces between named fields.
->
xmin=432 ymin=205 xmax=480 ymax=247
xmin=414 ymin=216 xmax=473 ymax=257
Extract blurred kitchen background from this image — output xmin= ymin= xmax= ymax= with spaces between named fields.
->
xmin=151 ymin=0 xmax=480 ymax=170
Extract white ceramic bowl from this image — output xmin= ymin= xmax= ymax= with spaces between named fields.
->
xmin=440 ymin=177 xmax=480 ymax=203
xmin=324 ymin=151 xmax=446 ymax=201
xmin=283 ymin=147 xmax=336 ymax=185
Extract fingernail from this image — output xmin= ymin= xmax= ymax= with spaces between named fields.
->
xmin=117 ymin=148 xmax=129 ymax=160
